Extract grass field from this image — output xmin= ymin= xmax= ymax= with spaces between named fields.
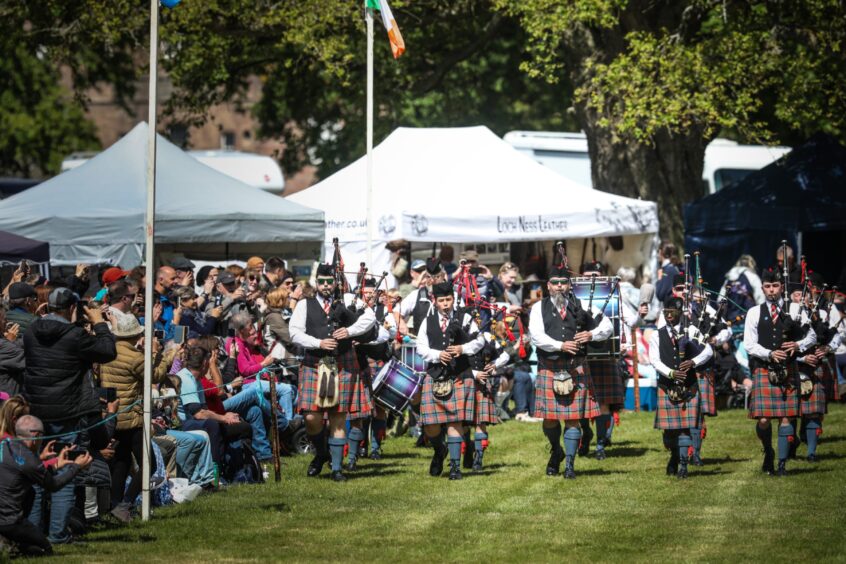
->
xmin=46 ymin=404 xmax=846 ymax=563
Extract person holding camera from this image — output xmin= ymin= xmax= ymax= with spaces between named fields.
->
xmin=99 ymin=315 xmax=174 ymax=523
xmin=21 ymin=287 xmax=116 ymax=544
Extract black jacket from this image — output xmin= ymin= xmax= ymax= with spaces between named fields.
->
xmin=0 ymin=337 xmax=25 ymax=396
xmin=22 ymin=315 xmax=117 ymax=424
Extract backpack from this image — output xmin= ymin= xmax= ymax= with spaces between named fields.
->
xmin=724 ymin=272 xmax=756 ymax=323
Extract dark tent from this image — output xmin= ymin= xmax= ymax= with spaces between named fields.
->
xmin=684 ymin=134 xmax=846 ymax=287
xmin=0 ymin=230 xmax=50 ymax=263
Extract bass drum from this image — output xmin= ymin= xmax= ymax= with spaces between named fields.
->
xmin=371 ymin=359 xmax=423 ymax=415
xmin=571 ymin=276 xmax=621 ymax=358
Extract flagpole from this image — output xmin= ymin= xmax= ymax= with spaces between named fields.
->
xmin=365 ymin=4 xmax=375 ymax=266
xmin=141 ymin=0 xmax=159 ymax=522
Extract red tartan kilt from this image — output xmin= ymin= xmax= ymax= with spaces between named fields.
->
xmin=347 ymin=362 xmax=375 ymax=421
xmin=822 ymin=359 xmax=840 ymax=403
xmin=472 ymin=378 xmax=498 ymax=425
xmin=586 ymin=359 xmax=625 ymax=406
xmin=419 ymin=373 xmax=476 ymax=426
xmin=748 ymin=366 xmax=799 ymax=419
xmin=800 ymin=364 xmax=828 ymax=416
xmin=298 ymin=348 xmax=361 ymax=414
xmin=654 ymin=387 xmax=700 ymax=430
xmin=698 ymin=368 xmax=717 ymax=416
xmin=534 ymin=357 xmax=600 ymax=421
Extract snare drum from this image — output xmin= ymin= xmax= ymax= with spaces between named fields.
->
xmin=372 ymin=359 xmax=423 ymax=414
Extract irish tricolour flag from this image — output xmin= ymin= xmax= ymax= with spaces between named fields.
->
xmin=365 ymin=0 xmax=405 ymax=58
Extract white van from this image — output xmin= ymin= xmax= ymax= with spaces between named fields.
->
xmin=504 ymin=131 xmax=791 ymax=194
xmin=62 ymin=149 xmax=285 ymax=194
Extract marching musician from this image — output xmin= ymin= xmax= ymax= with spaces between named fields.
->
xmin=345 ymin=278 xmax=397 ymax=470
xmin=743 ymin=268 xmax=816 ymax=477
xmin=416 ymin=281 xmax=485 ymax=480
xmin=289 ymin=263 xmax=375 ymax=482
xmin=577 ymin=261 xmax=620 ymax=461
xmin=400 ymin=258 xmax=445 ymax=335
xmin=528 ymin=265 xmax=609 ymax=480
xmin=649 ymin=296 xmax=713 ymax=479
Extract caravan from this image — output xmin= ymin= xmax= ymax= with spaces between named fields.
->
xmin=504 ymin=131 xmax=791 ymax=194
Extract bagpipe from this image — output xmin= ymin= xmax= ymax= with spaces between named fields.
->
xmin=555 ymin=241 xmax=596 ymax=359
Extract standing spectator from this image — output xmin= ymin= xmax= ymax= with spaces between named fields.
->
xmin=655 ymin=241 xmax=680 ymax=302
xmin=22 ymin=287 xmax=116 ymax=545
xmin=0 ymin=306 xmax=25 ymax=397
xmin=439 ymin=245 xmax=457 ymax=278
xmin=720 ymin=254 xmax=765 ymax=323
xmin=245 ymin=257 xmax=265 ymax=287
xmin=0 ymin=415 xmax=92 ymax=556
xmin=153 ymin=266 xmax=178 ymax=341
xmin=106 ymin=280 xmax=137 ymax=326
xmin=99 ymin=315 xmax=172 ymax=523
xmin=487 ymin=262 xmax=523 ymax=314
xmin=260 ymin=256 xmax=286 ymax=292
xmin=170 ymin=257 xmax=196 ymax=288
xmin=173 ymin=287 xmax=221 ymax=338
xmin=263 ymin=287 xmax=296 ymax=366
xmin=6 ymin=283 xmax=37 ymax=334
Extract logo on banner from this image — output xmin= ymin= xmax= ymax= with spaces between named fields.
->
xmin=379 ymin=215 xmax=396 ymax=235
xmin=410 ymin=214 xmax=429 ymax=235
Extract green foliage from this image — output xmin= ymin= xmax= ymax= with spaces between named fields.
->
xmin=48 ymin=406 xmax=846 ymax=562
xmin=159 ymin=0 xmax=578 ymax=178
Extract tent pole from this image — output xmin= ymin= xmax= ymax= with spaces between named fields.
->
xmin=141 ymin=0 xmax=159 ymax=523
xmin=365 ymin=5 xmax=374 ymax=266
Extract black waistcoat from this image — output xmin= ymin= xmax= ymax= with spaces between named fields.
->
xmin=424 ymin=312 xmax=472 ymax=378
xmin=304 ymin=297 xmax=352 ymax=356
xmin=536 ymin=297 xmax=579 ymax=361
xmin=411 ymin=288 xmax=432 ymax=333
xmin=750 ymin=302 xmax=784 ymax=370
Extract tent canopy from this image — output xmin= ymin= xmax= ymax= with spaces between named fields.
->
xmin=684 ymin=133 xmax=846 ymax=286
xmin=0 ymin=230 xmax=49 ymax=263
xmin=0 ymin=123 xmax=324 ymax=266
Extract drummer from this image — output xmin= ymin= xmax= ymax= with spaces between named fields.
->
xmin=416 ymin=281 xmax=485 ymax=480
xmin=400 ymin=258 xmax=446 ymax=335
xmin=345 ymin=277 xmax=397 ymax=469
xmin=577 ymin=261 xmax=620 ymax=460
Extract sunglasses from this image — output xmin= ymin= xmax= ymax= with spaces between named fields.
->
xmin=316 ymin=277 xmax=334 ymax=285
xmin=549 ymin=278 xmax=570 ymax=286
xmin=282 ymin=280 xmax=294 ymax=286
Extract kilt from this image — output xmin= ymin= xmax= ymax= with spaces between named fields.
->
xmin=586 ymin=359 xmax=625 ymax=406
xmin=346 ymin=357 xmax=374 ymax=421
xmin=534 ymin=357 xmax=600 ymax=421
xmin=822 ymin=358 xmax=840 ymax=403
xmin=419 ymin=372 xmax=476 ymax=426
xmin=653 ymin=388 xmax=700 ymax=430
xmin=472 ymin=377 xmax=498 ymax=426
xmin=298 ymin=347 xmax=362 ymax=414
xmin=698 ymin=368 xmax=717 ymax=417
xmin=800 ymin=364 xmax=827 ymax=416
xmin=748 ymin=365 xmax=799 ymax=419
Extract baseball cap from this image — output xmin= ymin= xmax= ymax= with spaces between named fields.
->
xmin=459 ymin=250 xmax=479 ymax=262
xmin=410 ymin=259 xmax=426 ymax=272
xmin=8 ymin=282 xmax=36 ymax=300
xmin=170 ymin=257 xmax=196 ymax=271
xmin=218 ymin=271 xmax=237 ymax=285
xmin=102 ymin=267 xmax=130 ymax=285
xmin=48 ymin=287 xmax=80 ymax=309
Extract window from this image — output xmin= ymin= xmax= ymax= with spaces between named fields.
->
xmin=220 ymin=131 xmax=236 ymax=150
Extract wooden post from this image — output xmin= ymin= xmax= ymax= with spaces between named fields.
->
xmin=631 ymin=327 xmax=640 ymax=413
xmin=267 ymin=372 xmax=282 ymax=482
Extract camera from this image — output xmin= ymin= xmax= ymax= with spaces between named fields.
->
xmin=173 ymin=325 xmax=188 ymax=345
xmin=97 ymin=387 xmax=117 ymax=402
xmin=154 ymin=329 xmax=165 ymax=340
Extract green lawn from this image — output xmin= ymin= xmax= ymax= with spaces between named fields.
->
xmin=47 ymin=405 xmax=846 ymax=563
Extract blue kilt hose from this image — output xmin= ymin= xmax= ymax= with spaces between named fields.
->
xmin=822 ymin=358 xmax=840 ymax=403
xmin=472 ymin=376 xmax=498 ymax=426
xmin=800 ymin=364 xmax=828 ymax=416
xmin=586 ymin=358 xmax=625 ymax=406
xmin=534 ymin=357 xmax=600 ymax=421
xmin=654 ymin=387 xmax=700 ymax=430
xmin=698 ymin=367 xmax=717 ymax=417
xmin=419 ymin=372 xmax=476 ymax=426
xmin=748 ymin=365 xmax=799 ymax=419
xmin=298 ymin=347 xmax=362 ymax=414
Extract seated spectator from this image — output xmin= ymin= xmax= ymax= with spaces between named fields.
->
xmin=230 ymin=312 xmax=275 ymax=380
xmin=174 ymin=286 xmax=221 ymax=338
xmin=0 ymin=307 xmax=24 ymax=397
xmin=0 ymin=414 xmax=92 ymax=556
xmin=262 ymin=287 xmax=297 ymax=367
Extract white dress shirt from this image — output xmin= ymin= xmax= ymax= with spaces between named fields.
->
xmin=648 ymin=324 xmax=713 ymax=378
xmin=743 ymin=300 xmax=816 ymax=362
xmin=528 ymin=297 xmax=613 ymax=353
xmin=289 ymin=293 xmax=376 ymax=350
xmin=416 ymin=311 xmax=484 ymax=364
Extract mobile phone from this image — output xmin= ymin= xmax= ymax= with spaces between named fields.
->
xmin=154 ymin=329 xmax=164 ymax=340
xmin=19 ymin=260 xmax=29 ymax=275
xmin=52 ymin=441 xmax=72 ymax=452
xmin=173 ymin=325 xmax=188 ymax=345
xmin=470 ymin=267 xmax=483 ymax=275
xmin=97 ymin=387 xmax=117 ymax=402
xmin=67 ymin=449 xmax=88 ymax=459
xmin=78 ymin=300 xmax=90 ymax=309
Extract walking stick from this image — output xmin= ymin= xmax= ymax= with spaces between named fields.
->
xmin=267 ymin=370 xmax=282 ymax=482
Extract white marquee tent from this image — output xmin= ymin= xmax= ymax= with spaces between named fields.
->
xmin=0 ymin=123 xmax=325 ymax=266
xmin=288 ymin=126 xmax=659 ymax=276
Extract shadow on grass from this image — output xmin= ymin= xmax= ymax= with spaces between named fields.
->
xmin=85 ymin=533 xmax=157 ymax=543
xmin=690 ymin=468 xmax=732 ymax=477
xmin=256 ymin=502 xmax=290 ymax=512
xmin=820 ymin=435 xmax=846 ymax=444
xmin=576 ymin=468 xmax=628 ymax=476
xmin=701 ymin=455 xmax=751 ymax=464
xmin=606 ymin=447 xmax=653 ymax=457
xmin=783 ymin=467 xmax=832 ymax=475
xmin=378 ymin=452 xmax=424 ymax=460
xmin=345 ymin=468 xmax=406 ymax=479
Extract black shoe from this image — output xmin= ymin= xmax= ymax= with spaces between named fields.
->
xmin=788 ymin=440 xmax=798 ymax=460
xmin=563 ymin=456 xmax=576 ymax=479
xmin=777 ymin=459 xmax=787 ymax=477
xmin=666 ymin=455 xmax=679 ymax=476
xmin=472 ymin=451 xmax=483 ymax=472
xmin=345 ymin=459 xmax=357 ymax=472
xmin=358 ymin=445 xmax=367 ymax=458
xmin=691 ymin=453 xmax=704 ymax=467
xmin=369 ymin=449 xmax=382 ymax=460
xmin=677 ymin=457 xmax=689 ymax=479
xmin=463 ymin=442 xmax=474 ymax=469
xmin=307 ymin=455 xmax=327 ymax=477
xmin=449 ymin=461 xmax=463 ymax=481
xmin=578 ymin=427 xmax=593 ymax=457
xmin=595 ymin=448 xmax=607 ymax=461
xmin=330 ymin=470 xmax=347 ymax=482
xmin=546 ymin=447 xmax=564 ymax=476
xmin=429 ymin=445 xmax=447 ymax=477
xmin=762 ymin=447 xmax=775 ymax=475
xmin=807 ymin=454 xmax=818 ymax=463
